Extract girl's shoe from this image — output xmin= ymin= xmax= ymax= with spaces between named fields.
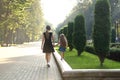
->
xmin=61 ymin=58 xmax=64 ymax=60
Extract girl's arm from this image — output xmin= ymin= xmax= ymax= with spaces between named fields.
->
xmin=58 ymin=38 xmax=60 ymax=46
xmin=65 ymin=37 xmax=68 ymax=47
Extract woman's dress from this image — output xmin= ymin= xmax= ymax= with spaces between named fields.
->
xmin=43 ymin=32 xmax=54 ymax=53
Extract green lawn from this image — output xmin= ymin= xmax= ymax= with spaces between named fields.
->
xmin=56 ymin=47 xmax=120 ymax=69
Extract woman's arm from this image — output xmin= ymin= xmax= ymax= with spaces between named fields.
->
xmin=41 ymin=34 xmax=45 ymax=50
xmin=51 ymin=33 xmax=54 ymax=43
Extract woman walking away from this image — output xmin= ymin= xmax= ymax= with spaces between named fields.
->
xmin=41 ymin=25 xmax=55 ymax=67
xmin=58 ymin=33 xmax=68 ymax=60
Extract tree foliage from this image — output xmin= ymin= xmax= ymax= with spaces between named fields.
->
xmin=62 ymin=26 xmax=68 ymax=37
xmin=56 ymin=0 xmax=120 ymax=41
xmin=56 ymin=0 xmax=96 ymax=39
xmin=0 ymin=0 xmax=43 ymax=44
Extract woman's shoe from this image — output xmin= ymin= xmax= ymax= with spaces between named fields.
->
xmin=47 ymin=64 xmax=50 ymax=67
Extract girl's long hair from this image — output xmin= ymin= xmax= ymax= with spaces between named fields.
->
xmin=60 ymin=34 xmax=67 ymax=47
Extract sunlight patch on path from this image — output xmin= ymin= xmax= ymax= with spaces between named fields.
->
xmin=0 ymin=42 xmax=43 ymax=59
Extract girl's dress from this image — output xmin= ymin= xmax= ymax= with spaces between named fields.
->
xmin=59 ymin=36 xmax=67 ymax=52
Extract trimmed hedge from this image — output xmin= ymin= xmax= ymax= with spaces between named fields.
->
xmin=110 ymin=43 xmax=120 ymax=48
xmin=85 ymin=46 xmax=120 ymax=62
xmin=85 ymin=46 xmax=96 ymax=54
xmin=108 ymin=48 xmax=120 ymax=61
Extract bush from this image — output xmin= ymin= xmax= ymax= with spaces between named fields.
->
xmin=107 ymin=48 xmax=120 ymax=62
xmin=111 ymin=28 xmax=116 ymax=43
xmin=110 ymin=43 xmax=120 ymax=48
xmin=93 ymin=0 xmax=111 ymax=66
xmin=72 ymin=15 xmax=86 ymax=56
xmin=67 ymin=22 xmax=74 ymax=51
xmin=63 ymin=26 xmax=68 ymax=37
xmin=85 ymin=46 xmax=96 ymax=54
xmin=85 ymin=45 xmax=120 ymax=62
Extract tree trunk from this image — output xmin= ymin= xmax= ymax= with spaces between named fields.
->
xmin=69 ymin=46 xmax=73 ymax=51
xmin=77 ymin=50 xmax=82 ymax=56
xmin=98 ymin=53 xmax=106 ymax=66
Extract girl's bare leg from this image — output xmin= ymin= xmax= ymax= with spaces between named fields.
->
xmin=61 ymin=52 xmax=64 ymax=60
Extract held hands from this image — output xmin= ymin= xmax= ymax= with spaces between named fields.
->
xmin=52 ymin=43 xmax=58 ymax=47
xmin=52 ymin=43 xmax=55 ymax=47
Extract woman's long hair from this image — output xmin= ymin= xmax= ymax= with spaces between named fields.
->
xmin=45 ymin=25 xmax=51 ymax=39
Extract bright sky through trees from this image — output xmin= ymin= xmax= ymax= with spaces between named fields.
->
xmin=41 ymin=0 xmax=77 ymax=27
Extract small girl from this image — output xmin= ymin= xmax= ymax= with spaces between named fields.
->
xmin=58 ymin=33 xmax=68 ymax=60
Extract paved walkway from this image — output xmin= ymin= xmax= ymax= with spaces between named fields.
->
xmin=0 ymin=42 xmax=62 ymax=80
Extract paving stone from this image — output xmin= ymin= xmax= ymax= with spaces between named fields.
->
xmin=0 ymin=42 xmax=63 ymax=80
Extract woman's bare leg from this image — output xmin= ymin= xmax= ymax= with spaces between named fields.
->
xmin=46 ymin=53 xmax=51 ymax=67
